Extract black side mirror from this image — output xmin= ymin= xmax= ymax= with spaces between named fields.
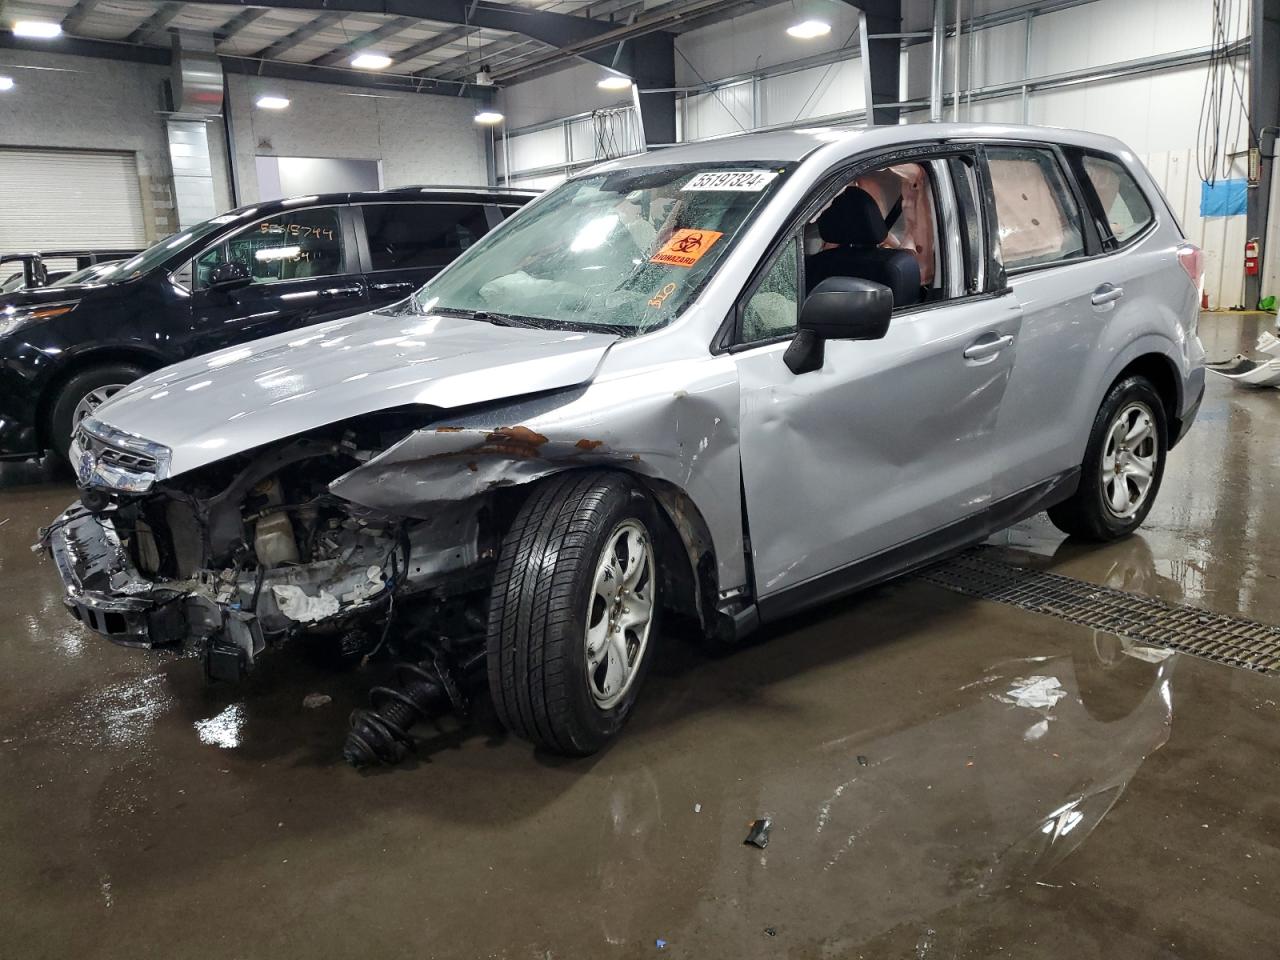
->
xmin=784 ymin=276 xmax=893 ymax=374
xmin=207 ymin=261 xmax=252 ymax=292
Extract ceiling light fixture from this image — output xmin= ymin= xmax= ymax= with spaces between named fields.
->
xmin=786 ymin=19 xmax=831 ymax=39
xmin=474 ymin=110 xmax=504 ymax=125
xmin=0 ymin=76 xmax=13 ymax=91
xmin=350 ymin=52 xmax=392 ymax=70
xmin=12 ymin=20 xmax=63 ymax=38
xmin=256 ymin=95 xmax=290 ymax=109
xmin=597 ymin=75 xmax=632 ymax=91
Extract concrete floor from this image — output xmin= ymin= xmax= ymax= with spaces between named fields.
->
xmin=2 ymin=314 xmax=1278 ymax=959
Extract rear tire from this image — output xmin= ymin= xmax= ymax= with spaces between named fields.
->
xmin=1047 ymin=376 xmax=1167 ymax=542
xmin=47 ymin=363 xmax=146 ymax=462
xmin=486 ymin=471 xmax=660 ymax=756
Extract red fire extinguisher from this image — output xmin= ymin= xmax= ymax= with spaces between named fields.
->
xmin=1245 ymin=238 xmax=1260 ymax=277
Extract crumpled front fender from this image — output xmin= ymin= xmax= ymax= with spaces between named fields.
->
xmin=329 ymin=356 xmax=747 ymax=611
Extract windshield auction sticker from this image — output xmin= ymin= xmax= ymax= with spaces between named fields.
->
xmin=650 ymin=229 xmax=724 ymax=267
xmin=682 ymin=170 xmax=779 ymax=192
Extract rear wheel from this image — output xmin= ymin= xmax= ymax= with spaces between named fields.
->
xmin=47 ymin=363 xmax=146 ymax=462
xmin=1048 ymin=376 xmax=1167 ymax=541
xmin=486 ymin=471 xmax=660 ymax=755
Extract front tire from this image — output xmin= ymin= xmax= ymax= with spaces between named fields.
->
xmin=1048 ymin=376 xmax=1167 ymax=541
xmin=47 ymin=363 xmax=146 ymax=462
xmin=486 ymin=471 xmax=660 ymax=756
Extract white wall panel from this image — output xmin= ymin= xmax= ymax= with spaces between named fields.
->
xmin=759 ymin=59 xmax=866 ymax=127
xmin=680 ymin=82 xmax=754 ymax=141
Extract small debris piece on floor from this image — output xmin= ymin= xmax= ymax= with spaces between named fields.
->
xmin=744 ymin=817 xmax=772 ymax=849
xmin=656 ymin=938 xmax=667 ymax=950
xmin=765 ymin=927 xmax=778 ymax=937
xmin=856 ymin=755 xmax=868 ymax=766
xmin=302 ymin=693 xmax=332 ymax=709
xmin=693 ymin=803 xmax=701 ymax=813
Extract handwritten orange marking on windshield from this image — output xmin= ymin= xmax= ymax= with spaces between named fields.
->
xmin=650 ymin=229 xmax=724 ymax=268
xmin=648 ymin=282 xmax=678 ymax=308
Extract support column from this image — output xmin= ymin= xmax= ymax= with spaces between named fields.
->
xmin=627 ymin=32 xmax=676 ymax=147
xmin=1246 ymin=0 xmax=1279 ymax=307
xmin=857 ymin=0 xmax=903 ymax=125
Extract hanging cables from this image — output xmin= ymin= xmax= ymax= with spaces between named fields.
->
xmin=1196 ymin=0 xmax=1255 ymax=185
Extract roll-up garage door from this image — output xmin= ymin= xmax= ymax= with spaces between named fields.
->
xmin=0 ymin=148 xmax=148 ymax=254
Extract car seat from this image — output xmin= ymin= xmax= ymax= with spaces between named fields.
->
xmin=806 ymin=187 xmax=920 ymax=307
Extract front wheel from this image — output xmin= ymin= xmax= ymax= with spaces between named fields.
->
xmin=486 ymin=471 xmax=660 ymax=755
xmin=47 ymin=363 xmax=146 ymax=462
xmin=1048 ymin=376 xmax=1168 ymax=541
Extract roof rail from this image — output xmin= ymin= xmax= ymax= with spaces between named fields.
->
xmin=384 ymin=184 xmax=541 ymax=194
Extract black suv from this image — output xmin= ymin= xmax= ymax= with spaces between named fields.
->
xmin=0 ymin=186 xmax=536 ymax=461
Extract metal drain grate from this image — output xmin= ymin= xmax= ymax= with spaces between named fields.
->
xmin=920 ymin=549 xmax=1280 ymax=674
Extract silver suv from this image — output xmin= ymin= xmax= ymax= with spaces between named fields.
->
xmin=43 ymin=123 xmax=1205 ymax=762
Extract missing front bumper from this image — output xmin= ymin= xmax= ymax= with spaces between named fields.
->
xmin=48 ymin=506 xmax=189 ymax=647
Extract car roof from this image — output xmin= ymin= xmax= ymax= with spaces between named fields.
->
xmin=221 ymin=185 xmax=538 ymax=220
xmin=590 ymin=122 xmax=1136 ymax=172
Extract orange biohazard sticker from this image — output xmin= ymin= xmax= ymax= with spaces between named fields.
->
xmin=650 ymin=229 xmax=724 ymax=268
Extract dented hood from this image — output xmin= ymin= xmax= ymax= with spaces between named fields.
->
xmin=93 ymin=309 xmax=618 ymax=477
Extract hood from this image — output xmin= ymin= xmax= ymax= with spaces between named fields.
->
xmin=93 ymin=308 xmax=618 ymax=477
xmin=2 ymin=284 xmax=97 ymax=310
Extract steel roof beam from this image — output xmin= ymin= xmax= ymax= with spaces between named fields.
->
xmin=174 ymin=0 xmax=624 ymax=68
xmin=308 ymin=14 xmax=419 ymax=66
xmin=125 ymin=2 xmax=184 ymax=44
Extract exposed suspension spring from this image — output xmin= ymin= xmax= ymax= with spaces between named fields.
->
xmin=343 ymin=647 xmax=484 ymax=767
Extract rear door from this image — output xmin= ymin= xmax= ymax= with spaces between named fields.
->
xmin=184 ymin=205 xmax=368 ymax=356
xmin=979 ymin=143 xmax=1110 ymax=500
xmin=356 ymin=201 xmax=497 ymax=306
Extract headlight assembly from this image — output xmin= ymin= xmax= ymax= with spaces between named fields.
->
xmin=0 ymin=300 xmax=79 ymax=337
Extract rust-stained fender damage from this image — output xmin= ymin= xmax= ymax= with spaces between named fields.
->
xmin=329 ymin=356 xmax=747 ymax=621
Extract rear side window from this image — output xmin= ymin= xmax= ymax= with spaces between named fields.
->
xmin=364 ymin=203 xmax=490 ymax=272
xmin=1079 ymin=154 xmax=1155 ymax=248
xmin=986 ymin=147 xmax=1085 ymax=270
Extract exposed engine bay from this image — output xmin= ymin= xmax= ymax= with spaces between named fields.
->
xmin=43 ymin=413 xmax=507 ymax=762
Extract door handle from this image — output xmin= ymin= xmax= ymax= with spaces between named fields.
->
xmin=1090 ymin=283 xmax=1125 ymax=307
xmin=371 ymin=280 xmax=416 ymax=293
xmin=963 ymin=334 xmax=1014 ymax=361
xmin=319 ymin=285 xmax=363 ymax=299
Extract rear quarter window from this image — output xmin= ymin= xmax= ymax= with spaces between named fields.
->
xmin=1079 ymin=154 xmax=1155 ymax=248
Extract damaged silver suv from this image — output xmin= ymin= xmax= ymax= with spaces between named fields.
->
xmin=42 ymin=124 xmax=1205 ymax=764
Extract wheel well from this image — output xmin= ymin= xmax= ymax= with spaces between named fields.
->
xmin=1113 ymin=354 xmax=1180 ymax=429
xmin=490 ymin=467 xmax=719 ymax=634
xmin=35 ymin=349 xmax=160 ymax=448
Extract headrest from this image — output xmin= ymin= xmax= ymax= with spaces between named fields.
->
xmin=818 ymin=187 xmax=888 ymax=246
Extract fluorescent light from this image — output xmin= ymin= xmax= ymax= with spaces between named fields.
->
xmin=13 ymin=20 xmax=62 ymax=38
xmin=256 ymin=95 xmax=290 ymax=109
xmin=256 ymin=245 xmax=300 ymax=262
xmin=473 ymin=110 xmax=504 ymax=124
xmin=597 ymin=75 xmax=632 ymax=91
xmin=0 ymin=76 xmax=13 ymax=92
xmin=786 ymin=19 xmax=831 ymax=38
xmin=350 ymin=52 xmax=392 ymax=70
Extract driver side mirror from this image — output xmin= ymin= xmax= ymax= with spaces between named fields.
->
xmin=207 ymin=261 xmax=252 ymax=292
xmin=784 ymin=276 xmax=893 ymax=375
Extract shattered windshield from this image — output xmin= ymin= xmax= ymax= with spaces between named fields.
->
xmin=413 ymin=163 xmax=791 ymax=334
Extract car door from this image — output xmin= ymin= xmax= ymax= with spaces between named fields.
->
xmin=184 ymin=204 xmax=368 ymax=356
xmin=357 ymin=201 xmax=498 ymax=307
xmin=977 ymin=143 xmax=1109 ymax=501
xmin=732 ymin=151 xmax=1023 ymax=612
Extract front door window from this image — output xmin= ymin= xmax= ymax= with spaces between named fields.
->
xmin=195 ymin=208 xmax=345 ymax=288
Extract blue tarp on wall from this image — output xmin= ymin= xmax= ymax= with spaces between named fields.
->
xmin=1200 ymin=178 xmax=1248 ymax=217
